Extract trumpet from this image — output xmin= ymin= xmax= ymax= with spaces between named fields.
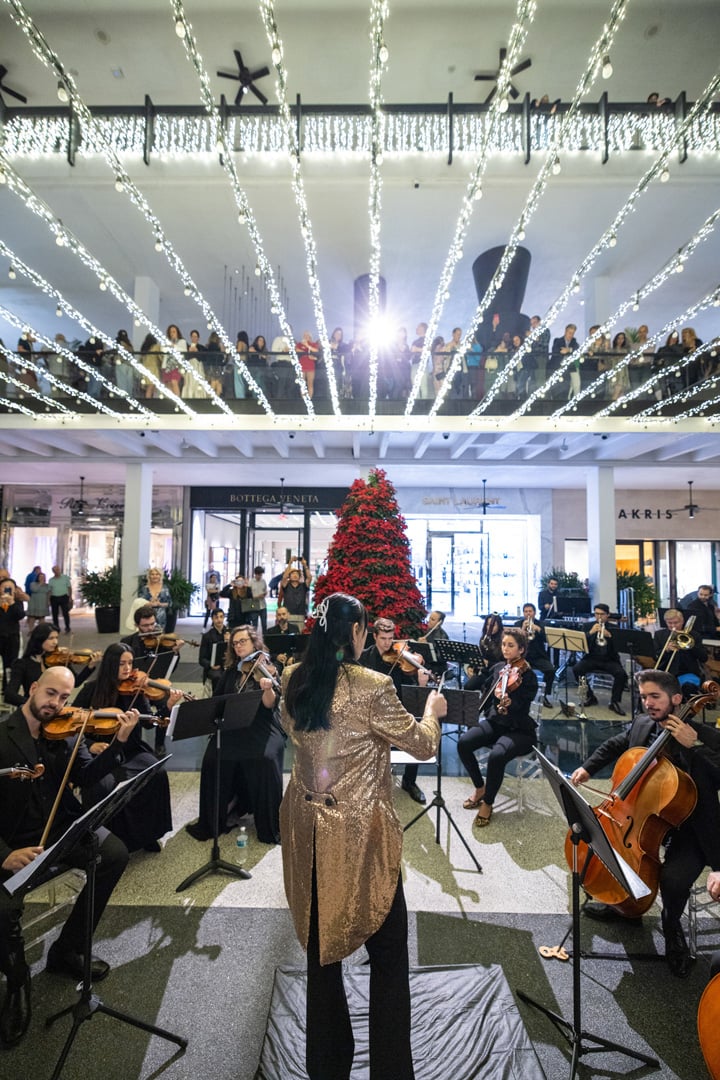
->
xmin=523 ymin=618 xmax=535 ymax=641
xmin=656 ymin=615 xmax=696 ymax=671
xmin=597 ymin=621 xmax=607 ymax=646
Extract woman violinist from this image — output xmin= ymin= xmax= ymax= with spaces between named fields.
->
xmin=72 ymin=644 xmax=180 ymax=852
xmin=5 ymin=624 xmax=99 ymax=707
xmin=458 ymin=627 xmax=538 ymax=827
xmin=185 ymin=624 xmax=284 ymax=845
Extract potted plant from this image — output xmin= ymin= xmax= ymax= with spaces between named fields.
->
xmin=163 ymin=567 xmax=199 ymax=632
xmin=79 ymin=564 xmax=121 ymax=633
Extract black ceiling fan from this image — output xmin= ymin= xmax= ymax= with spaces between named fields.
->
xmin=0 ymin=64 xmax=28 ymax=105
xmin=217 ymin=49 xmax=270 ymax=106
xmin=668 ymin=480 xmax=718 ymax=520
xmin=474 ymin=47 xmax=532 ymax=105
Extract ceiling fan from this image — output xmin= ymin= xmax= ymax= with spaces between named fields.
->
xmin=217 ymin=49 xmax=271 ymax=106
xmin=474 ymin=46 xmax=532 ymax=105
xmin=668 ymin=480 xmax=717 ymax=520
xmin=0 ymin=64 xmax=27 ymax=105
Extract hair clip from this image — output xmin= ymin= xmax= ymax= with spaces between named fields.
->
xmin=314 ymin=597 xmax=329 ymax=631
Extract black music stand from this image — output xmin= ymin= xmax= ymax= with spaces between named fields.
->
xmin=132 ymin=650 xmax=178 ymax=680
xmin=544 ymin=627 xmax=588 ymax=721
xmin=400 ymin=686 xmax=483 ymax=875
xmin=264 ymin=633 xmax=309 ymax=660
xmin=517 ymin=750 xmax=658 ymax=1079
xmin=612 ymin=628 xmax=654 ymax=716
xmin=434 ymin=639 xmax=484 ymax=688
xmin=170 ymin=691 xmax=262 ymax=891
xmin=4 ymin=759 xmax=187 ymax=1079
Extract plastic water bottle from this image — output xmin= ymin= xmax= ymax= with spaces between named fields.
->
xmin=236 ymin=826 xmax=248 ymax=865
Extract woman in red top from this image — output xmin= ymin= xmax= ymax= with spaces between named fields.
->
xmin=296 ymin=330 xmax=319 ymax=399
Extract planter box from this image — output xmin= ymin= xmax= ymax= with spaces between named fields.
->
xmin=95 ymin=606 xmax=120 ymax=634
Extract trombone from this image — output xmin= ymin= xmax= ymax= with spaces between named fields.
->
xmin=656 ymin=615 xmax=696 ymax=671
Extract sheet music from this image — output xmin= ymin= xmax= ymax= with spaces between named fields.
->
xmin=210 ymin=643 xmax=217 ymax=668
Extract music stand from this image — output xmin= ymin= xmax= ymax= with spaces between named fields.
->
xmin=170 ymin=691 xmax=262 ymax=891
xmin=434 ymin=639 xmax=484 ymax=687
xmin=612 ymin=628 xmax=655 ymax=716
xmin=264 ymin=633 xmax=309 ymax=660
xmin=4 ymin=759 xmax=187 ymax=1079
xmin=132 ymin=650 xmax=178 ymax=680
xmin=400 ymin=686 xmax=483 ymax=875
xmin=544 ymin=628 xmax=588 ymax=721
xmin=516 ymin=750 xmax=658 ymax=1079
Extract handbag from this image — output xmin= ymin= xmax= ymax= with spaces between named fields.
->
xmin=240 ymin=597 xmax=263 ymax=613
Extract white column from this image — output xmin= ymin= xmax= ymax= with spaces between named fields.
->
xmin=586 ymin=466 xmax=616 ymax=606
xmin=133 ymin=276 xmax=160 ymax=349
xmin=122 ymin=464 xmax=153 ymax=626
xmin=584 ymin=274 xmax=610 ymax=333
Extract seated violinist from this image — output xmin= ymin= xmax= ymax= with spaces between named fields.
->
xmin=73 ymin=644 xmax=181 ymax=852
xmin=0 ymin=668 xmax=138 ymax=1047
xmin=458 ymin=628 xmax=538 ymax=827
xmin=122 ymin=603 xmax=183 ymax=755
xmin=5 ymin=623 xmax=100 ymax=707
xmin=186 ymin=625 xmax=284 ymax=845
xmin=571 ymin=669 xmax=720 ymax=978
xmin=361 ymin=616 xmax=429 ymax=804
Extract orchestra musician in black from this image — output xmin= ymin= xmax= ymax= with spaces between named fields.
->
xmin=572 ymin=603 xmax=627 ymax=715
xmin=538 ymin=576 xmax=560 ymax=621
xmin=515 ymin=603 xmax=555 ymax=708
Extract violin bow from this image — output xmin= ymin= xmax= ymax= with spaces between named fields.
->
xmin=39 ymin=711 xmax=92 ymax=848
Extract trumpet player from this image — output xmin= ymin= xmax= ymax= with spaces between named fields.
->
xmin=514 ymin=603 xmax=556 ymax=707
xmin=653 ymin=609 xmax=707 ymax=697
xmin=572 ymin=603 xmax=627 ymax=715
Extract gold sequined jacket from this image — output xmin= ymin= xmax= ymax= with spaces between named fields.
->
xmin=280 ymin=662 xmax=440 ymax=965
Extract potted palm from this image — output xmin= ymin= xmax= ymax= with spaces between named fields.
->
xmin=79 ymin=565 xmax=121 ymax=633
xmin=163 ymin=567 xmax=199 ymax=632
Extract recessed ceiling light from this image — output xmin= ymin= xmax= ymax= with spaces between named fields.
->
xmin=111 ymin=68 xmax=124 ymax=80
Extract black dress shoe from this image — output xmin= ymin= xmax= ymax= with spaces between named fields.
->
xmin=0 ymin=971 xmax=31 ymax=1047
xmin=582 ymin=900 xmax=641 ymax=924
xmin=142 ymin=840 xmax=162 ymax=852
xmin=585 ymin=693 xmax=599 ymax=707
xmin=542 ymin=696 xmax=553 ymax=709
xmin=608 ymin=701 xmax=626 ymax=716
xmin=401 ymin=781 xmax=426 ymax=804
xmin=662 ymin=913 xmax=693 ymax=978
xmin=46 ymin=946 xmax=110 ymax=982
xmin=185 ymin=821 xmax=212 ymax=841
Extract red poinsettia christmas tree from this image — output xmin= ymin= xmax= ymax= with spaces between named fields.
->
xmin=312 ymin=468 xmax=427 ymax=635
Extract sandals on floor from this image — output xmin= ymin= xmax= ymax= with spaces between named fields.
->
xmin=474 ymin=802 xmax=493 ymax=827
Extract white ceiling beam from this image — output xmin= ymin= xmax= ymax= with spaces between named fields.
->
xmin=0 ymin=437 xmax=19 ymax=456
xmin=378 ymin=433 xmax=391 ymax=459
xmin=73 ymin=432 xmax=146 ymax=457
xmin=229 ymin=434 xmax=254 ymax=457
xmin=271 ymin=433 xmax=290 ymax=458
xmin=183 ymin=433 xmax=219 ymax=458
xmin=476 ymin=432 xmax=530 ymax=460
xmin=593 ymin=433 xmax=672 ymax=460
xmin=655 ymin=437 xmax=717 ymax=461
xmin=413 ymin=434 xmax=434 ymax=459
xmin=692 ymin=442 xmax=720 ymax=462
xmin=140 ymin=433 xmax=183 ymax=457
xmin=9 ymin=432 xmax=53 ymax=457
xmin=352 ymin=433 xmax=361 ymax=459
xmin=556 ymin=435 xmax=597 ymax=460
xmin=311 ymin=434 xmax=326 ymax=459
xmin=450 ymin=434 xmax=479 ymax=460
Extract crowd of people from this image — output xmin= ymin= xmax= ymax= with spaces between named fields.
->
xmin=3 ymin=317 xmax=718 ymax=406
xmin=2 ymin=574 xmax=720 ymax=1069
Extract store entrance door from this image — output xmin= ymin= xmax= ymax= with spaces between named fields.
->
xmin=427 ymin=532 xmax=489 ymax=618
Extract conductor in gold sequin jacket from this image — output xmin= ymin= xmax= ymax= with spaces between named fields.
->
xmin=280 ymin=593 xmax=445 ymax=1080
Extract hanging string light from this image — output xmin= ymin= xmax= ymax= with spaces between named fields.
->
xmin=5 ymin=0 xmax=272 ymax=417
xmin=0 ymin=337 xmax=75 ymax=414
xmin=0 ymin=308 xmax=132 ymax=418
xmin=366 ymin=0 xmax=389 ymax=420
xmin=170 ymin=1 xmax=317 ymax=416
xmin=0 ymin=240 xmax=172 ymax=417
xmin=473 ymin=69 xmax=720 ymax=420
xmin=632 ymin=339 xmax=720 ymax=421
xmin=405 ymin=0 xmax=538 ymax=415
xmin=424 ymin=0 xmax=631 ymax=420
xmin=259 ymin=0 xmax=340 ymax=412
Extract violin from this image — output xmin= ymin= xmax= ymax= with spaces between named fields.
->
xmin=566 ymin=680 xmax=720 ymax=917
xmin=494 ymin=659 xmax=530 ymax=714
xmin=42 ymin=707 xmax=130 ymax=741
xmin=0 ymin=763 xmax=45 ymax=781
xmin=44 ymin=647 xmax=97 ymax=667
xmin=381 ymin=642 xmax=433 ymax=679
xmin=137 ymin=632 xmax=198 ymax=650
xmin=239 ymin=653 xmax=281 ymax=693
xmin=117 ymin=670 xmax=195 ymax=702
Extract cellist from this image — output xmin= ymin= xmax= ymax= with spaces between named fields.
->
xmin=571 ymin=668 xmax=720 ymax=978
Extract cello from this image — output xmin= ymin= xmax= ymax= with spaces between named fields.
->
xmin=565 ymin=681 xmax=719 ymax=917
